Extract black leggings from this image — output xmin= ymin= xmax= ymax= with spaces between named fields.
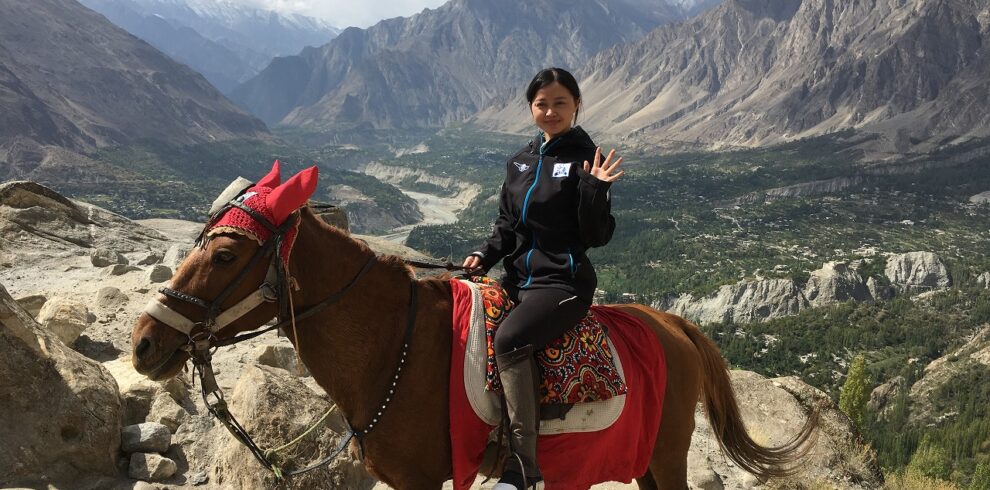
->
xmin=493 ymin=287 xmax=591 ymax=356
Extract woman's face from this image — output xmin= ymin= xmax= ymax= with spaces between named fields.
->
xmin=530 ymin=82 xmax=579 ymax=140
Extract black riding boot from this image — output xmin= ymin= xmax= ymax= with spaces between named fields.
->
xmin=494 ymin=345 xmax=544 ymax=490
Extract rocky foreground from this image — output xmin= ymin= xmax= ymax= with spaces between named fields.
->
xmin=0 ymin=181 xmax=882 ymax=489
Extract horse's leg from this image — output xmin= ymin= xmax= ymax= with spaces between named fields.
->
xmin=647 ymin=378 xmax=697 ymax=490
xmin=635 ymin=469 xmax=659 ymax=490
xmin=387 ymin=474 xmax=445 ymax=490
xmin=615 ymin=305 xmax=702 ymax=490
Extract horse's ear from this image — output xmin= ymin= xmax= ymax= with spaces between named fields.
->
xmin=267 ymin=166 xmax=319 ymax=225
xmin=256 ymin=160 xmax=282 ymax=189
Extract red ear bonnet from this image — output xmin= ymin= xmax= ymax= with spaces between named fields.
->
xmin=255 ymin=159 xmax=282 ymax=188
xmin=207 ymin=161 xmax=318 ymax=267
xmin=267 ymin=166 xmax=318 ymax=226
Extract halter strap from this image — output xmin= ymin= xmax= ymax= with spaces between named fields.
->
xmin=144 ymin=256 xmax=280 ymax=337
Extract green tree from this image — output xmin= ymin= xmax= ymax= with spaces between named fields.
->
xmin=971 ymin=462 xmax=990 ymax=490
xmin=907 ymin=437 xmax=953 ymax=481
xmin=839 ymin=354 xmax=870 ymax=430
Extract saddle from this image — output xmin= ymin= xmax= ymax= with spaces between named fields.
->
xmin=462 ymin=276 xmax=628 ymax=428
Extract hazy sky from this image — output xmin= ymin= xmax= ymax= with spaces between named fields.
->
xmin=241 ymin=0 xmax=449 ymax=28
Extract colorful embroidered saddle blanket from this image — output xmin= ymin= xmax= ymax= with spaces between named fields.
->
xmin=458 ymin=277 xmax=628 ymax=434
xmin=470 ymin=276 xmax=628 ymax=404
xmin=448 ymin=278 xmax=669 ymax=490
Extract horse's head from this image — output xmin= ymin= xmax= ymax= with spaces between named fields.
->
xmin=131 ymin=161 xmax=319 ymax=380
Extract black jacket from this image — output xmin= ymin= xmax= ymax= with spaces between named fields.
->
xmin=473 ymin=126 xmax=615 ymax=302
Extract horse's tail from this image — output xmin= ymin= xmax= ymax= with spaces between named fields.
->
xmin=681 ymin=319 xmax=819 ymax=480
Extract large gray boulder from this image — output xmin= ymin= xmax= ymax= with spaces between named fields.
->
xmin=0 ymin=181 xmax=169 ymax=255
xmin=803 ymin=261 xmax=872 ymax=307
xmin=884 ymin=252 xmax=951 ymax=293
xmin=687 ymin=371 xmax=883 ymax=489
xmin=662 ymin=278 xmax=808 ymax=325
xmin=211 ymin=365 xmax=375 ymax=489
xmin=0 ymin=282 xmax=123 ymax=486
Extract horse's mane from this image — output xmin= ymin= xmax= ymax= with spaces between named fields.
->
xmin=301 ymin=205 xmax=416 ymax=280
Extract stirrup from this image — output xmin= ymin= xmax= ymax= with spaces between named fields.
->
xmin=494 ymin=453 xmax=544 ymax=490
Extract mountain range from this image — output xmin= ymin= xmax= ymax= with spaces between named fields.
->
xmin=476 ymin=0 xmax=990 ymax=155
xmin=0 ymin=0 xmax=267 ymax=181
xmin=231 ymin=0 xmax=715 ymax=129
xmin=78 ymin=0 xmax=341 ymax=93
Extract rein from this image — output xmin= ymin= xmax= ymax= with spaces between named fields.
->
xmin=141 ymin=200 xmax=440 ymax=479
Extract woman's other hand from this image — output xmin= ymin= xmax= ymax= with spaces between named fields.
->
xmin=462 ymin=255 xmax=482 ymax=273
xmin=583 ymin=147 xmax=625 ymax=183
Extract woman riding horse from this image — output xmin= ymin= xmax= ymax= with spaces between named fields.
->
xmin=462 ymin=67 xmax=623 ymax=490
xmin=131 ymin=125 xmax=816 ymax=489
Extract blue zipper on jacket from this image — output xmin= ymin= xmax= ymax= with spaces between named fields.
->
xmin=567 ymin=247 xmax=576 ymax=276
xmin=520 ymin=133 xmax=559 ymax=226
xmin=520 ymin=133 xmax=560 ymax=288
xmin=522 ymin=230 xmax=538 ymax=287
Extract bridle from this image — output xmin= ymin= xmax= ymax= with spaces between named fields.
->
xmin=146 ymin=199 xmax=297 ymax=354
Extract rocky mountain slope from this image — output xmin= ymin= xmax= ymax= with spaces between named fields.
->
xmin=232 ymin=0 xmax=700 ymax=129
xmin=660 ymin=253 xmax=947 ymax=325
xmin=475 ymin=0 xmax=990 ymax=156
xmin=0 ymin=0 xmax=267 ymax=180
xmin=0 ymin=180 xmax=880 ymax=489
xmin=78 ymin=0 xmax=340 ymax=93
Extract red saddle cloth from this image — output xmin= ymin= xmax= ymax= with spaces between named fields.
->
xmin=448 ymin=278 xmax=668 ymax=490
xmin=470 ymin=276 xmax=628 ymax=404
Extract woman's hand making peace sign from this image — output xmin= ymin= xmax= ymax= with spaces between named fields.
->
xmin=583 ymin=147 xmax=625 ymax=183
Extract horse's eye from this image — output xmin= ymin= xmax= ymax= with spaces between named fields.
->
xmin=212 ymin=250 xmax=236 ymax=265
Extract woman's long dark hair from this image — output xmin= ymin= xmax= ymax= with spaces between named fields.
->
xmin=525 ymin=67 xmax=581 ymax=123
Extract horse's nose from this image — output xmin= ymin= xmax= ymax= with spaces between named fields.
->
xmin=134 ymin=336 xmax=152 ymax=361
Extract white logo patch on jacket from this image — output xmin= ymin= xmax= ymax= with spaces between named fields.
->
xmin=552 ymin=163 xmax=572 ymax=178
xmin=513 ymin=161 xmax=530 ymax=172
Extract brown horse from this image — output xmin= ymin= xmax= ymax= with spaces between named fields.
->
xmin=131 ymin=196 xmax=817 ymax=489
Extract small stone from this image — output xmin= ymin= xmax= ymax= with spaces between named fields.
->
xmin=163 ymin=245 xmax=190 ymax=269
xmin=189 ymin=471 xmax=209 ymax=485
xmin=128 ymin=453 xmax=177 ymax=481
xmin=91 ymin=248 xmax=128 ymax=267
xmin=691 ymin=470 xmax=724 ymax=490
xmin=254 ymin=344 xmax=309 ymax=376
xmin=96 ymin=287 xmax=129 ymax=310
xmin=739 ymin=472 xmax=760 ymax=489
xmin=37 ymin=298 xmax=91 ymax=346
xmin=160 ymin=376 xmax=190 ymax=402
xmin=133 ymin=482 xmax=161 ymax=490
xmin=103 ymin=264 xmax=141 ymax=276
xmin=138 ymin=253 xmax=164 ymax=266
xmin=121 ymin=422 xmax=172 ymax=453
xmin=148 ymin=393 xmax=187 ymax=432
xmin=14 ymin=294 xmax=46 ymax=318
xmin=147 ymin=265 xmax=173 ymax=284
